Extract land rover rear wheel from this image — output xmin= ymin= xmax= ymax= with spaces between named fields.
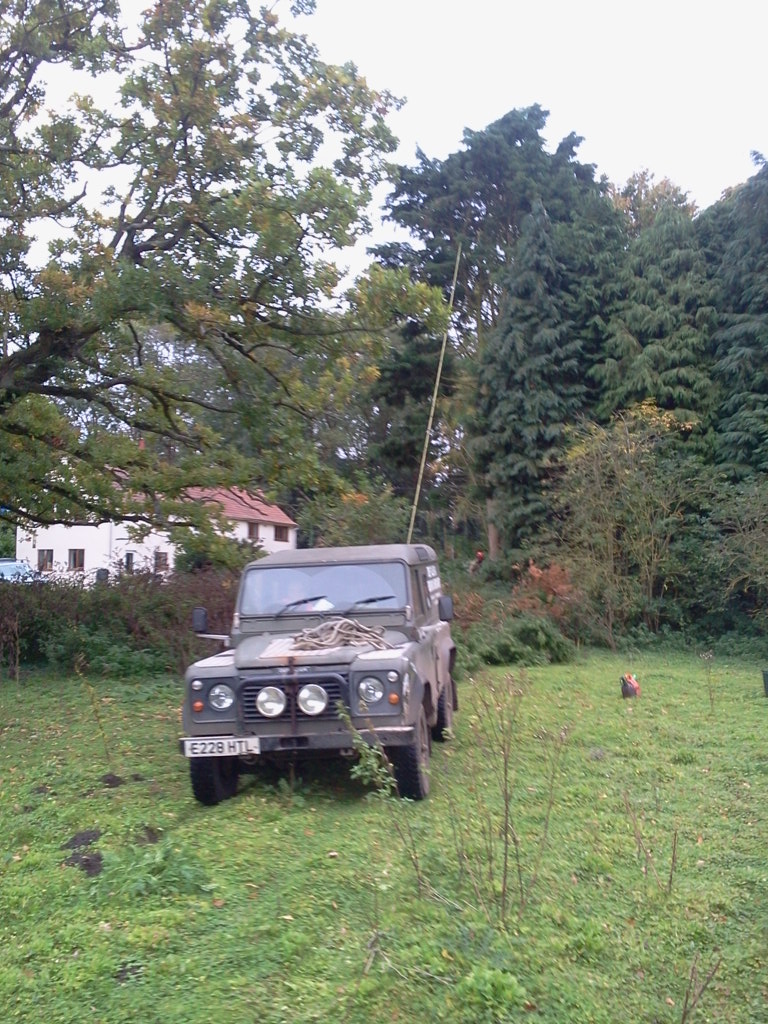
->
xmin=190 ymin=755 xmax=239 ymax=806
xmin=388 ymin=704 xmax=431 ymax=800
xmin=432 ymin=677 xmax=456 ymax=742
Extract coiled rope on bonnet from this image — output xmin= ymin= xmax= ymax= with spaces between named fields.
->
xmin=292 ymin=617 xmax=394 ymax=651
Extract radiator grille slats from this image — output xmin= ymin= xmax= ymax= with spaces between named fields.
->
xmin=240 ymin=674 xmax=347 ymax=723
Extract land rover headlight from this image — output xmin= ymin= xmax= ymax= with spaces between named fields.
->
xmin=208 ymin=684 xmax=235 ymax=710
xmin=256 ymin=686 xmax=287 ymax=717
xmin=358 ymin=676 xmax=385 ymax=705
xmin=297 ymin=684 xmax=328 ymax=716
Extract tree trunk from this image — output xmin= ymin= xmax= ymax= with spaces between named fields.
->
xmin=486 ymin=499 xmax=500 ymax=560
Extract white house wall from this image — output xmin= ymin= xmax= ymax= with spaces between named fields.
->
xmin=15 ymin=519 xmax=297 ymax=577
xmin=228 ymin=521 xmax=297 ymax=554
xmin=16 ymin=522 xmax=174 ymax=577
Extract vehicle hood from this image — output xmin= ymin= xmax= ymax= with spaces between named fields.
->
xmin=233 ymin=625 xmax=413 ymax=670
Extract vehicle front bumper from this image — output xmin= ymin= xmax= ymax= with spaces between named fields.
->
xmin=180 ymin=724 xmax=417 ymax=758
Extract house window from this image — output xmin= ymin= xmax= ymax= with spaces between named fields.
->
xmin=124 ymin=552 xmax=134 ymax=573
xmin=274 ymin=525 xmax=289 ymax=543
xmin=37 ymin=549 xmax=53 ymax=572
xmin=248 ymin=522 xmax=259 ymax=541
xmin=68 ymin=549 xmax=84 ymax=572
xmin=154 ymin=550 xmax=169 ymax=572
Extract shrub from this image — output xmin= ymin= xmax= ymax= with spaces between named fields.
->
xmin=6 ymin=567 xmax=241 ymax=677
xmin=42 ymin=622 xmax=167 ymax=677
xmin=509 ymin=560 xmax=580 ymax=628
xmin=97 ymin=839 xmax=212 ymax=899
xmin=297 ymin=476 xmax=411 ymax=546
xmin=454 ymin=965 xmax=528 ymax=1023
xmin=455 ymin=613 xmax=575 ymax=673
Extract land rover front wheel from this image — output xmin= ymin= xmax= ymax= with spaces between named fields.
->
xmin=388 ymin=704 xmax=431 ymax=800
xmin=190 ymin=755 xmax=239 ymax=806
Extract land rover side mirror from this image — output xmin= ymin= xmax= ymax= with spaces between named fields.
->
xmin=438 ymin=595 xmax=454 ymax=622
xmin=192 ymin=606 xmax=208 ymax=634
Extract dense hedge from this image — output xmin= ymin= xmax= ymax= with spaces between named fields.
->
xmin=0 ymin=569 xmax=240 ymax=679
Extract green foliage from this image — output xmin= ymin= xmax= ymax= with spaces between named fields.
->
xmin=172 ymin=533 xmax=262 ymax=573
xmin=379 ymin=105 xmax=596 ymax=350
xmin=706 ymin=476 xmax=768 ymax=628
xmin=0 ymin=522 xmax=15 ymax=558
xmin=97 ymin=840 xmax=212 ymax=900
xmin=42 ymin=622 xmax=167 ymax=677
xmin=4 ymin=2 xmax=768 ymax=646
xmin=549 ymin=405 xmax=719 ymax=644
xmin=456 ymin=613 xmax=575 ymax=671
xmin=0 ymin=0 xmax=437 ymax=531
xmin=594 ymin=206 xmax=716 ymax=427
xmin=609 ymin=169 xmax=697 ymax=237
xmin=0 ymin=568 xmax=240 ymax=677
xmin=363 ymin=319 xmax=457 ymax=500
xmin=454 ymin=965 xmax=528 ymax=1022
xmin=700 ymin=163 xmax=768 ymax=474
xmin=297 ymin=476 xmax=411 ymax=546
xmin=379 ymin=106 xmax=624 ymax=553
xmin=472 ymin=199 xmax=586 ymax=548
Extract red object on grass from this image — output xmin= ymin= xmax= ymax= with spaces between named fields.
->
xmin=621 ymin=673 xmax=641 ymax=698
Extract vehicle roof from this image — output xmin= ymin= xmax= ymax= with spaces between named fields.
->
xmin=248 ymin=543 xmax=438 ymax=569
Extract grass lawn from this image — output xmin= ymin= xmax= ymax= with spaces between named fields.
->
xmin=2 ymin=648 xmax=768 ymax=1023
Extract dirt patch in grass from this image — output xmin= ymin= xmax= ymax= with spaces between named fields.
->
xmin=61 ymin=829 xmax=103 ymax=874
xmin=135 ymin=825 xmax=161 ymax=845
xmin=101 ymin=773 xmax=125 ymax=788
xmin=62 ymin=829 xmax=102 ymax=850
xmin=63 ymin=849 xmax=104 ymax=875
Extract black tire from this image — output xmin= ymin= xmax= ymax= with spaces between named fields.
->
xmin=432 ymin=677 xmax=456 ymax=742
xmin=388 ymin=704 xmax=431 ymax=800
xmin=189 ymin=756 xmax=239 ymax=806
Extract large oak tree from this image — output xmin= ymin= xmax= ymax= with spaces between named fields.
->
xmin=1 ymin=0 xmax=443 ymax=536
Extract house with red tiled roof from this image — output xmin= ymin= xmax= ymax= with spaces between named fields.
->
xmin=15 ymin=487 xmax=297 ymax=579
xmin=184 ymin=487 xmax=297 ymax=551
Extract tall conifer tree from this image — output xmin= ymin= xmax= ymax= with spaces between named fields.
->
xmin=594 ymin=207 xmax=716 ymax=430
xmin=472 ymin=200 xmax=584 ymax=550
xmin=699 ymin=163 xmax=768 ymax=473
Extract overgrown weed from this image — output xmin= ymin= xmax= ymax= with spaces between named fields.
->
xmin=345 ymin=675 xmax=568 ymax=926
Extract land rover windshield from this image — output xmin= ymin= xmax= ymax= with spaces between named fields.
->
xmin=239 ymin=561 xmax=409 ymax=616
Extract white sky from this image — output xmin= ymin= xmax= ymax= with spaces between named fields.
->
xmin=295 ymin=0 xmax=767 ymax=212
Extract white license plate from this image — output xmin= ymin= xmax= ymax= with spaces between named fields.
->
xmin=183 ymin=736 xmax=260 ymax=757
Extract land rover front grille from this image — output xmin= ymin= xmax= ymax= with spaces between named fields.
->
xmin=239 ymin=673 xmax=347 ymax=723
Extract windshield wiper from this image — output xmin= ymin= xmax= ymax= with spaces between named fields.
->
xmin=337 ymin=594 xmax=396 ymax=615
xmin=275 ymin=595 xmax=328 ymax=617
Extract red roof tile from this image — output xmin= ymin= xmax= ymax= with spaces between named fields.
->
xmin=185 ymin=487 xmax=296 ymax=527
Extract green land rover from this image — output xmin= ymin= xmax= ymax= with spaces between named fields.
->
xmin=180 ymin=543 xmax=457 ymax=804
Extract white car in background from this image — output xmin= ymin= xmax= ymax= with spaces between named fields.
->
xmin=0 ymin=558 xmax=44 ymax=582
